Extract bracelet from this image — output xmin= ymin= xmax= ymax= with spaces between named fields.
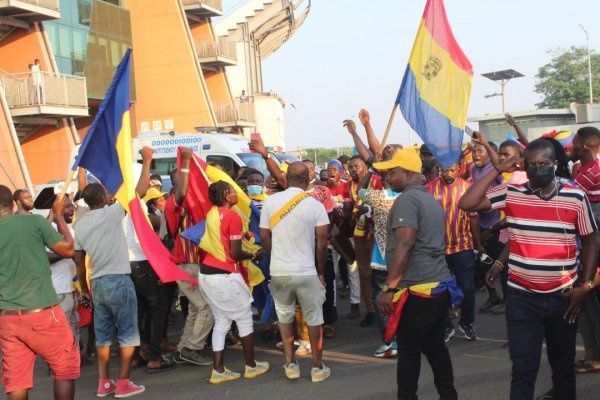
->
xmin=492 ymin=260 xmax=504 ymax=271
xmin=180 ymin=168 xmax=190 ymax=173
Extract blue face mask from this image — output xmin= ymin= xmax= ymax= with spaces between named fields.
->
xmin=247 ymin=185 xmax=264 ymax=196
xmin=154 ymin=209 xmax=163 ymax=217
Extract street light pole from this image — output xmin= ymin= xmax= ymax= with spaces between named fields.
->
xmin=290 ymin=103 xmax=301 ymax=157
xmin=579 ymin=24 xmax=593 ymax=104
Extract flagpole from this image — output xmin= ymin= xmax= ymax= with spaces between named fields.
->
xmin=379 ymin=103 xmax=398 ymax=152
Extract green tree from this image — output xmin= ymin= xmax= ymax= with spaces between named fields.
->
xmin=535 ymin=46 xmax=600 ymax=108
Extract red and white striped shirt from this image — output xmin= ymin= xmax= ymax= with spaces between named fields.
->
xmin=576 ymin=159 xmax=600 ymax=203
xmin=487 ymin=180 xmax=597 ymax=293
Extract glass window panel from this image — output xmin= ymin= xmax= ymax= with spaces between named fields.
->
xmin=58 ymin=26 xmax=72 ymax=58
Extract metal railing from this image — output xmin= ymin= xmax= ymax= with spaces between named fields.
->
xmin=195 ymin=36 xmax=237 ymax=61
xmin=181 ymin=0 xmax=222 ymax=11
xmin=7 ymin=0 xmax=61 ymax=12
xmin=0 ymin=71 xmax=87 ymax=111
xmin=214 ymin=100 xmax=255 ymax=124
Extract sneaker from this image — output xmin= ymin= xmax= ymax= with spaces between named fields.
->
xmin=295 ymin=341 xmax=312 ymax=356
xmin=535 ymin=389 xmax=553 ymax=400
xmin=493 ymin=302 xmax=506 ymax=315
xmin=373 ymin=342 xmax=398 ymax=358
xmin=209 ymin=368 xmax=241 ymax=384
xmin=458 ymin=323 xmax=477 ymax=341
xmin=276 ymin=340 xmax=300 ymax=350
xmin=311 ymin=363 xmax=331 ymax=383
xmin=244 ymin=360 xmax=270 ymax=378
xmin=284 ymin=361 xmax=301 ymax=380
xmin=114 ymin=380 xmax=145 ymax=398
xmin=179 ymin=347 xmax=212 ymax=366
xmin=359 ymin=312 xmax=376 ymax=327
xmin=479 ymin=293 xmax=502 ymax=313
xmin=96 ymin=379 xmax=116 ymax=398
xmin=444 ymin=327 xmax=455 ymax=343
xmin=173 ymin=351 xmax=186 ymax=364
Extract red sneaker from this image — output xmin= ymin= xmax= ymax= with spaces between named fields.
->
xmin=115 ymin=379 xmax=145 ymax=398
xmin=96 ymin=379 xmax=116 ymax=397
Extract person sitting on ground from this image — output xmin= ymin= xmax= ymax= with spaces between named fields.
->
xmin=198 ymin=180 xmax=269 ymax=384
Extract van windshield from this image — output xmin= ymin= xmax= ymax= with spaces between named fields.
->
xmin=236 ymin=153 xmax=270 ymax=177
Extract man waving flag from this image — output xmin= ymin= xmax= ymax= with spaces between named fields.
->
xmin=397 ymin=0 xmax=473 ymax=168
xmin=72 ymin=48 xmax=195 ymax=286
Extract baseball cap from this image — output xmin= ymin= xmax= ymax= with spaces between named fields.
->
xmin=142 ymin=187 xmax=167 ymax=203
xmin=372 ymin=147 xmax=422 ymax=173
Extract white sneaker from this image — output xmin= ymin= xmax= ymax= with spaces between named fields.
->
xmin=295 ymin=340 xmax=312 ymax=356
xmin=284 ymin=361 xmax=300 ymax=380
xmin=311 ymin=363 xmax=331 ymax=383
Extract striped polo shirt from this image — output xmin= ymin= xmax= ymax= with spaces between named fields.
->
xmin=486 ymin=180 xmax=597 ymax=293
xmin=575 ymin=159 xmax=600 ymax=203
xmin=426 ymin=177 xmax=474 ymax=255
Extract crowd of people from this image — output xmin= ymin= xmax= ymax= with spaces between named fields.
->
xmin=1 ymin=109 xmax=600 ymax=400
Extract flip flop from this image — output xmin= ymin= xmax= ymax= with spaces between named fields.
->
xmin=575 ymin=361 xmax=600 ymax=374
xmin=146 ymin=362 xmax=177 ymax=374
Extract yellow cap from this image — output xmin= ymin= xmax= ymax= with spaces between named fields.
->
xmin=142 ymin=186 xmax=167 ymax=203
xmin=280 ymin=161 xmax=289 ymax=174
xmin=373 ymin=147 xmax=422 ymax=173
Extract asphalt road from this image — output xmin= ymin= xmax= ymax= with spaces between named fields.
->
xmin=13 ymin=289 xmax=600 ymax=399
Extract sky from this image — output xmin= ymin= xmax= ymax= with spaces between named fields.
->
xmin=222 ymin=0 xmax=600 ymax=150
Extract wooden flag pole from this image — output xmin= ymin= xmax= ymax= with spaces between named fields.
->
xmin=379 ymin=103 xmax=398 ymax=152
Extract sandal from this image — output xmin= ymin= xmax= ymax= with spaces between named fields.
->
xmin=575 ymin=361 xmax=600 ymax=373
xmin=324 ymin=325 xmax=335 ymax=339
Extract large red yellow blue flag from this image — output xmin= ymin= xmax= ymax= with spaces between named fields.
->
xmin=72 ymin=48 xmax=195 ymax=286
xmin=397 ymin=0 xmax=472 ymax=168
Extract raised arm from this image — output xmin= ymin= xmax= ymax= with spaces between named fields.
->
xmin=472 ymin=131 xmax=499 ymax=168
xmin=250 ymin=137 xmax=288 ymax=189
xmin=135 ymin=146 xmax=153 ymax=198
xmin=506 ymin=113 xmax=529 ymax=146
xmin=175 ymin=147 xmax=193 ymax=206
xmin=49 ymin=196 xmax=74 ymax=258
xmin=343 ymin=119 xmax=373 ymax=163
xmin=359 ymin=109 xmax=382 ymax=157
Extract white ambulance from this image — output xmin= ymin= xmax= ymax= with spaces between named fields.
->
xmin=132 ymin=131 xmax=273 ymax=190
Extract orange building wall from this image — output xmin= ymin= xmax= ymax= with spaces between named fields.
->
xmin=128 ymin=0 xmax=215 ymax=134
xmin=0 ymin=100 xmax=26 ymax=191
xmin=0 ymin=25 xmax=76 ymax=185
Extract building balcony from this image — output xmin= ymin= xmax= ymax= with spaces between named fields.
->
xmin=0 ymin=0 xmax=60 ymax=27
xmin=182 ymin=0 xmax=222 ymax=18
xmin=214 ymin=100 xmax=255 ymax=128
xmin=195 ymin=36 xmax=237 ymax=67
xmin=0 ymin=71 xmax=88 ymax=120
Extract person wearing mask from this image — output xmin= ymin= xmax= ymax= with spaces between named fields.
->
xmin=460 ymin=139 xmax=597 ymax=400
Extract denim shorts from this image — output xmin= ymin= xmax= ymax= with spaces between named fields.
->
xmin=91 ymin=274 xmax=140 ymax=347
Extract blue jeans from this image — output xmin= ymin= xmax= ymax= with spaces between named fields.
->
xmin=371 ymin=269 xmax=389 ymax=340
xmin=445 ymin=250 xmax=475 ymax=325
xmin=506 ymin=288 xmax=577 ymax=400
xmin=91 ymin=274 xmax=140 ymax=348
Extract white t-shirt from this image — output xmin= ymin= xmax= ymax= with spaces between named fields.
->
xmin=259 ymin=187 xmax=330 ymax=276
xmin=122 ymin=201 xmax=147 ymax=262
xmin=49 ymin=223 xmax=76 ymax=294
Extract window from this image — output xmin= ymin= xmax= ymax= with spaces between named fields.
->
xmin=206 ymin=155 xmax=239 ymax=178
xmin=142 ymin=158 xmax=177 ymax=177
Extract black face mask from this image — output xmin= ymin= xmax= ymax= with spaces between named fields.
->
xmin=526 ymin=165 xmax=555 ymax=190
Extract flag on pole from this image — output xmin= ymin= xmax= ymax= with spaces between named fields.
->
xmin=72 ymin=48 xmax=195 ymax=286
xmin=396 ymin=0 xmax=473 ymax=168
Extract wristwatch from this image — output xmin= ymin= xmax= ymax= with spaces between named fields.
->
xmin=584 ymin=280 xmax=595 ymax=291
xmin=382 ymin=283 xmax=400 ymax=294
xmin=262 ymin=153 xmax=272 ymax=160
